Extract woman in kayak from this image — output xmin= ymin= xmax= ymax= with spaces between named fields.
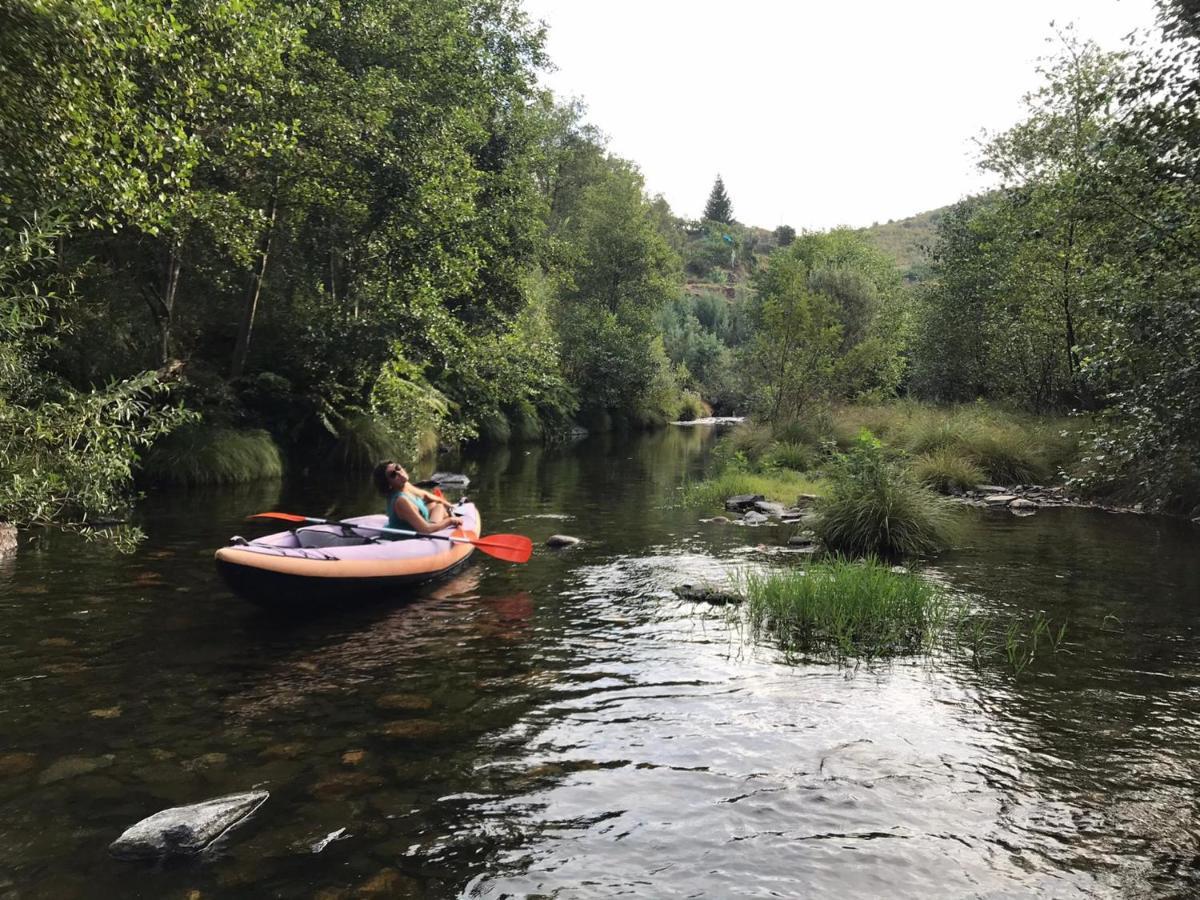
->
xmin=372 ymin=461 xmax=465 ymax=535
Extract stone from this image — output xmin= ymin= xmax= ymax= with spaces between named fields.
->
xmin=0 ymin=752 xmax=36 ymax=777
xmin=742 ymin=510 xmax=769 ymax=525
xmin=795 ymin=493 xmax=820 ymax=507
xmin=752 ymin=500 xmax=788 ymax=517
xmin=381 ymin=719 xmax=447 ymax=740
xmin=725 ymin=494 xmax=765 ymax=512
xmin=545 ymin=534 xmax=580 ymax=548
xmin=311 ymin=828 xmax=349 ymax=854
xmin=358 ymin=869 xmax=420 ymax=897
xmin=1192 ymin=517 xmax=1200 ymax=527
xmin=260 ymin=742 xmax=306 ymax=760
xmin=376 ymin=693 xmax=432 ymax=712
xmin=341 ymin=750 xmax=366 ymax=766
xmin=1009 ymin=498 xmax=1038 ymax=509
xmin=702 ymin=515 xmax=732 ymax=524
xmin=984 ymin=494 xmax=1018 ymax=506
xmin=89 ymin=706 xmax=122 ymax=719
xmin=429 ymin=472 xmax=470 ymax=487
xmin=310 ymin=772 xmax=383 ymax=801
xmin=787 ymin=533 xmax=816 ymax=547
xmin=974 ymin=484 xmax=1008 ymax=494
xmin=182 ymin=752 xmax=228 ymax=772
xmin=673 ymin=584 xmax=743 ymax=605
xmin=0 ymin=524 xmax=16 ymax=559
xmin=39 ymin=754 xmax=115 ymax=785
xmin=109 ymin=790 xmax=269 ymax=860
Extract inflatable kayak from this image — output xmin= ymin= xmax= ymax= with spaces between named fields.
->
xmin=215 ymin=503 xmax=480 ymax=607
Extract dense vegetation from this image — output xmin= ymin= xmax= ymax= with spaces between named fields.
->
xmin=2 ymin=0 xmax=1196 ymax=538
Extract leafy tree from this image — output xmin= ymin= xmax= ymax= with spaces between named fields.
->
xmin=774 ymin=224 xmax=796 ymax=247
xmin=703 ymin=175 xmax=734 ymax=224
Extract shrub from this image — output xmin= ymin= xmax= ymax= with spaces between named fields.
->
xmin=910 ymin=448 xmax=986 ymax=494
xmin=813 ymin=431 xmax=955 ymax=557
xmin=509 ymin=399 xmax=543 ymax=442
xmin=960 ymin=427 xmax=1049 ymax=484
xmin=760 ymin=441 xmax=815 ymax=472
xmin=675 ymin=391 xmax=709 ymax=422
xmin=476 ymin=408 xmax=512 ymax=444
xmin=140 ymin=425 xmax=283 ymax=486
xmin=743 ymin=559 xmax=953 ymax=659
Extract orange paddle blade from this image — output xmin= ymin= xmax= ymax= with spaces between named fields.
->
xmin=458 ymin=531 xmax=533 ymax=564
xmin=249 ymin=511 xmax=309 ymax=523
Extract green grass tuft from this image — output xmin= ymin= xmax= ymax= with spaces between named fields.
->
xmin=681 ymin=469 xmax=825 ymax=510
xmin=327 ymin=413 xmax=403 ymax=470
xmin=910 ymin=448 xmax=987 ymax=494
xmin=140 ymin=425 xmax=283 ymax=486
xmin=814 ymin=432 xmax=955 ymax=557
xmin=743 ymin=559 xmax=953 ymax=660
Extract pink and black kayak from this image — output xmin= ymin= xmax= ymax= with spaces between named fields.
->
xmin=215 ymin=503 xmax=480 ymax=606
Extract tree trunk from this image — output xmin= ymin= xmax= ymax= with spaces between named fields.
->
xmin=231 ymin=194 xmax=278 ymax=379
xmin=159 ymin=242 xmax=182 ymax=365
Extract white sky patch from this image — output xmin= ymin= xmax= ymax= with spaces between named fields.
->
xmin=521 ymin=0 xmax=1161 ymax=230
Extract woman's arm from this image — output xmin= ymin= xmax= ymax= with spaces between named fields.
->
xmin=393 ymin=494 xmax=462 ymax=534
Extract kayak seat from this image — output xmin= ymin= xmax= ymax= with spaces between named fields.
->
xmin=295 ymin=526 xmax=375 ymax=549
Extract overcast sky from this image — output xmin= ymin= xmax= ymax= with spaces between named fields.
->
xmin=521 ymin=0 xmax=1161 ymax=230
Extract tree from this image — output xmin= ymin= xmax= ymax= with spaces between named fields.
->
xmin=703 ymin=175 xmax=734 ymax=224
xmin=774 ymin=224 xmax=796 ymax=247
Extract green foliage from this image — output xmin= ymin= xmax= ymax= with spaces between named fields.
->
xmin=910 ymin=448 xmax=987 ymax=494
xmin=702 ymin=175 xmax=734 ymax=224
xmin=774 ymin=224 xmax=796 ymax=247
xmin=813 ymin=431 xmax=955 ymax=558
xmin=679 ymin=468 xmax=824 ymax=511
xmin=140 ymin=426 xmax=283 ymax=486
xmin=743 ymin=559 xmax=953 ymax=660
xmin=0 ymin=218 xmax=191 ymax=535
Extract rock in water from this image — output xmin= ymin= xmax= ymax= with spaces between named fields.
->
xmin=429 ymin=472 xmax=470 ymax=487
xmin=545 ymin=534 xmax=580 ymax=548
xmin=109 ymin=791 xmax=269 ymax=859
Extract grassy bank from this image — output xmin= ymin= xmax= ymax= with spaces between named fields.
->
xmin=139 ymin=425 xmax=284 ymax=486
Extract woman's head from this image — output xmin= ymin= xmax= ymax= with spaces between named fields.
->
xmin=372 ymin=460 xmax=408 ymax=495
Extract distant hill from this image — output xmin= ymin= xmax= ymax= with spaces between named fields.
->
xmin=858 ymin=204 xmax=953 ymax=281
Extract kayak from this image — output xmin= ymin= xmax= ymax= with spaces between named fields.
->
xmin=215 ymin=502 xmax=480 ymax=607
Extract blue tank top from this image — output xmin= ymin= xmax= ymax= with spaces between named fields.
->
xmin=387 ymin=489 xmax=429 ymax=529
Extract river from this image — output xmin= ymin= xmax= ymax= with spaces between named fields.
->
xmin=2 ymin=425 xmax=1199 ymax=898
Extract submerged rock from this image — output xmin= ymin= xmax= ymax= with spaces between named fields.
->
xmin=428 ymin=472 xmax=470 ymax=487
xmin=742 ymin=510 xmax=769 ymax=525
xmin=545 ymin=534 xmax=580 ymax=548
xmin=724 ymin=494 xmax=764 ymax=512
xmin=109 ymin=790 xmax=269 ymax=860
xmin=39 ymin=754 xmax=115 ymax=785
xmin=673 ymin=584 xmax=743 ymax=605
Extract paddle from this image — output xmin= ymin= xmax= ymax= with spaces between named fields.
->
xmin=247 ymin=512 xmax=533 ymax=563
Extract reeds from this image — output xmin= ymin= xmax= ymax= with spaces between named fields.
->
xmin=813 ymin=433 xmax=955 ymax=557
xmin=139 ymin=425 xmax=283 ymax=485
xmin=910 ymin=447 xmax=987 ymax=494
xmin=742 ymin=559 xmax=952 ymax=660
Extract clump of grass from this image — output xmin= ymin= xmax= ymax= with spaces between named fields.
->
xmin=814 ymin=431 xmax=955 ymax=557
xmin=959 ymin=427 xmax=1049 ymax=484
xmin=950 ymin=608 xmax=1069 ymax=676
xmin=760 ymin=441 xmax=815 ymax=472
xmin=743 ymin=558 xmax=953 ymax=660
xmin=674 ymin=391 xmax=710 ymax=422
xmin=140 ymin=425 xmax=283 ymax=485
xmin=910 ymin=448 xmax=987 ymax=494
xmin=681 ymin=468 xmax=825 ymax=510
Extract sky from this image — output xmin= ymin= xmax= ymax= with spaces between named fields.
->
xmin=520 ymin=0 xmax=1162 ymax=231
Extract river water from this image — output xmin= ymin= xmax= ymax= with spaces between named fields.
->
xmin=2 ymin=426 xmax=1199 ymax=898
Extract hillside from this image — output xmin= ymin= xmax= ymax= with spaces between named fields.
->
xmin=857 ymin=204 xmax=951 ymax=280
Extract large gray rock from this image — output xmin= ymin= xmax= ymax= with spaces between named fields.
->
xmin=545 ymin=534 xmax=580 ymax=548
xmin=742 ymin=510 xmax=769 ymax=525
xmin=109 ymin=790 xmax=269 ymax=859
xmin=752 ymin=500 xmax=788 ymax=517
xmin=725 ymin=494 xmax=764 ymax=512
xmin=429 ymin=472 xmax=470 ymax=487
xmin=984 ymin=494 xmax=1018 ymax=506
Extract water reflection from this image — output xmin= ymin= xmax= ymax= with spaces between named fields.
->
xmin=0 ymin=428 xmax=1198 ymax=897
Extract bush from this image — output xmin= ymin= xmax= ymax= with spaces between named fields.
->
xmin=910 ymin=448 xmax=986 ymax=494
xmin=760 ymin=441 xmax=815 ymax=472
xmin=477 ymin=408 xmax=512 ymax=444
xmin=141 ymin=425 xmax=283 ymax=486
xmin=960 ymin=427 xmax=1049 ymax=484
xmin=813 ymin=430 xmax=955 ymax=557
xmin=743 ymin=558 xmax=952 ymax=659
xmin=675 ymin=391 xmax=709 ymax=422
xmin=509 ymin=399 xmax=543 ymax=442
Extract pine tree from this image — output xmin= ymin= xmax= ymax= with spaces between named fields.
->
xmin=703 ymin=175 xmax=733 ymax=224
